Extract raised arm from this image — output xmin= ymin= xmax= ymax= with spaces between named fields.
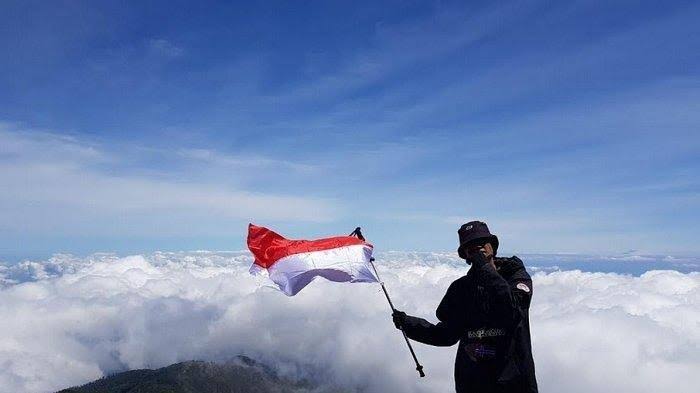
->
xmin=471 ymin=254 xmax=532 ymax=327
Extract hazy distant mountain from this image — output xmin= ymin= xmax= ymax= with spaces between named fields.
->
xmin=57 ymin=356 xmax=347 ymax=393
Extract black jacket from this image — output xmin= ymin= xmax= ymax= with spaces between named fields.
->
xmin=402 ymin=256 xmax=538 ymax=393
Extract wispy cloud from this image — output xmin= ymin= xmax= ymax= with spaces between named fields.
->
xmin=177 ymin=148 xmax=317 ymax=173
xmin=147 ymin=38 xmax=184 ymax=58
xmin=0 ymin=1 xmax=699 ymax=256
xmin=0 ymin=124 xmax=339 ymax=238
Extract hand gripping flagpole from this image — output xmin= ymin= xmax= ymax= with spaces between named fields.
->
xmin=349 ymin=227 xmax=425 ymax=378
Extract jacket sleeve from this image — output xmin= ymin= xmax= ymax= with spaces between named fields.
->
xmin=401 ymin=282 xmax=464 ymax=347
xmin=473 ymin=257 xmax=532 ymax=327
xmin=509 ymin=274 xmax=533 ymax=312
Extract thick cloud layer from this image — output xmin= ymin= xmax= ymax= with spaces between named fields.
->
xmin=1 ymin=252 xmax=698 ymax=392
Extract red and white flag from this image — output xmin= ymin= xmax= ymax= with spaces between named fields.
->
xmin=247 ymin=224 xmax=378 ymax=296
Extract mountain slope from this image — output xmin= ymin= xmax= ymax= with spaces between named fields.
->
xmin=57 ymin=356 xmax=345 ymax=393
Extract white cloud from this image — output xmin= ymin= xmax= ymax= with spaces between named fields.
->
xmin=0 ymin=252 xmax=697 ymax=392
xmin=0 ymin=125 xmax=339 ymax=235
xmin=148 ymin=38 xmax=184 ymax=58
xmin=177 ymin=148 xmax=317 ymax=173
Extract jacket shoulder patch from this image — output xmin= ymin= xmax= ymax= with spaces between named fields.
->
xmin=516 ymin=282 xmax=531 ymax=293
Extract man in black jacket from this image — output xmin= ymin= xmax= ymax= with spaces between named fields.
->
xmin=392 ymin=221 xmax=538 ymax=393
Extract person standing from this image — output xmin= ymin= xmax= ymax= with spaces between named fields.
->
xmin=392 ymin=221 xmax=538 ymax=393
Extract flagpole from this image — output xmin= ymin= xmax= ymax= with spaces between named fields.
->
xmin=350 ymin=228 xmax=425 ymax=378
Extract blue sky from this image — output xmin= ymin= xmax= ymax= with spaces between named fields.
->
xmin=1 ymin=0 xmax=699 ymax=260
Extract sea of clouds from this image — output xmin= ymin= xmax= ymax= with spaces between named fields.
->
xmin=1 ymin=251 xmax=698 ymax=393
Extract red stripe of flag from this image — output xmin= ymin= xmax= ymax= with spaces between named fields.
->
xmin=247 ymin=224 xmax=373 ymax=268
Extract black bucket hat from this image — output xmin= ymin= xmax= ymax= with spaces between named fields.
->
xmin=457 ymin=221 xmax=499 ymax=259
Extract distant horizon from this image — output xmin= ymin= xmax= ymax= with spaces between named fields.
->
xmin=2 ymin=249 xmax=698 ymax=280
xmin=4 ymin=247 xmax=700 ymax=265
